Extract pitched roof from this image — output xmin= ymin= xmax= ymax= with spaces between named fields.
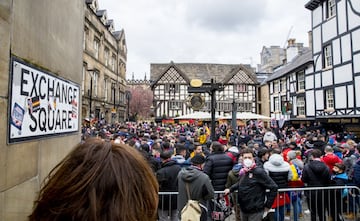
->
xmin=305 ymin=0 xmax=323 ymax=10
xmin=150 ymin=62 xmax=258 ymax=86
xmin=265 ymin=48 xmax=313 ymax=82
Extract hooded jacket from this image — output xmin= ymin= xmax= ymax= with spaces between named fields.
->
xmin=177 ymin=166 xmax=214 ymax=212
xmin=264 ymin=154 xmax=293 ymax=188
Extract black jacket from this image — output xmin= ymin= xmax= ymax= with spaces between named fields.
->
xmin=230 ymin=167 xmax=278 ymax=213
xmin=156 ymin=160 xmax=181 ymax=210
xmin=302 ymin=160 xmax=330 ymax=187
xmin=204 ymin=152 xmax=233 ymax=190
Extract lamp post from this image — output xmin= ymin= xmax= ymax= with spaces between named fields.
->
xmin=87 ymin=69 xmax=96 ymax=119
xmin=125 ymin=90 xmax=131 ymax=122
xmin=231 ymin=98 xmax=237 ymax=130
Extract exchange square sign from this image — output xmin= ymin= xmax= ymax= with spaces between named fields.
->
xmin=8 ymin=57 xmax=80 ymax=143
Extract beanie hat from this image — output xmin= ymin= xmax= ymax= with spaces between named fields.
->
xmin=228 ymin=146 xmax=239 ymax=154
xmin=191 ymin=154 xmax=205 ymax=165
xmin=287 ymin=150 xmax=297 ymax=160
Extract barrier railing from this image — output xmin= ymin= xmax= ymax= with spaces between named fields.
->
xmin=158 ymin=186 xmax=360 ymax=221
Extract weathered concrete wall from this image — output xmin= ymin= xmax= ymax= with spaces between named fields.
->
xmin=0 ymin=0 xmax=84 ymax=220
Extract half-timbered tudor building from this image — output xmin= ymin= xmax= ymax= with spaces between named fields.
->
xmin=265 ymin=48 xmax=314 ymax=127
xmin=150 ymin=62 xmax=259 ymax=121
xmin=305 ymin=0 xmax=360 ymax=134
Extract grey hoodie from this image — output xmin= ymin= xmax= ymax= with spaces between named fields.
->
xmin=177 ymin=166 xmax=214 ymax=212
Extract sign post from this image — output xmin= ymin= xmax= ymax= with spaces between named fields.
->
xmin=188 ymin=78 xmax=224 ymax=141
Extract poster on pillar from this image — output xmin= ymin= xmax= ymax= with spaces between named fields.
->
xmin=8 ymin=57 xmax=80 ymax=144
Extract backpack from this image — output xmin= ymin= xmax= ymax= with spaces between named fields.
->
xmin=181 ymin=183 xmax=206 ymax=221
xmin=181 ymin=199 xmax=202 ymax=221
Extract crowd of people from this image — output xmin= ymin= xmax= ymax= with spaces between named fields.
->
xmin=30 ymin=119 xmax=360 ymax=221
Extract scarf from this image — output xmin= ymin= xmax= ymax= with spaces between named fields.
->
xmin=239 ymin=162 xmax=256 ymax=176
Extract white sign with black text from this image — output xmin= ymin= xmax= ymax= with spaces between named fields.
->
xmin=8 ymin=57 xmax=80 ymax=143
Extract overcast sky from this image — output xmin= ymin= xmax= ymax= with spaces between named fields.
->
xmin=100 ymin=0 xmax=311 ymax=80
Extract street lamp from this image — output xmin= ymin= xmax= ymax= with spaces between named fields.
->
xmin=125 ymin=90 xmax=131 ymax=122
xmin=87 ymin=69 xmax=96 ymax=119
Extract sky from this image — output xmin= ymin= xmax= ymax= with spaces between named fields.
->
xmin=99 ymin=0 xmax=312 ymax=80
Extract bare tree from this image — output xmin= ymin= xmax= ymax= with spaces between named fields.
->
xmin=129 ymin=86 xmax=153 ymax=121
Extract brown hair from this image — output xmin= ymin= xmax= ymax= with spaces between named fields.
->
xmin=29 ymin=138 xmax=159 ymax=221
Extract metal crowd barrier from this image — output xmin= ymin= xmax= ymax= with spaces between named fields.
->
xmin=158 ymin=186 xmax=360 ymax=221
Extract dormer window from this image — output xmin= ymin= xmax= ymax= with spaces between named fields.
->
xmin=326 ymin=0 xmax=336 ymax=19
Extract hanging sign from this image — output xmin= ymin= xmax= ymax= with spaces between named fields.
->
xmin=8 ymin=57 xmax=80 ymax=143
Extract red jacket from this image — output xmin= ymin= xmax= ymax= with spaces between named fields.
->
xmin=321 ymin=153 xmax=342 ymax=172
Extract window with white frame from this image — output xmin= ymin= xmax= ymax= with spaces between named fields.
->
xmin=93 ymin=37 xmax=100 ymax=59
xmin=165 ymin=84 xmax=179 ymax=93
xmin=104 ymin=48 xmax=109 ymax=66
xmin=274 ymin=97 xmax=280 ymax=111
xmin=297 ymin=71 xmax=305 ymax=91
xmin=297 ymin=97 xmax=305 ymax=115
xmin=323 ymin=44 xmax=332 ymax=68
xmin=326 ymin=89 xmax=334 ymax=109
xmin=280 ymin=78 xmax=287 ymax=92
xmin=169 ymin=101 xmax=181 ymax=110
xmin=236 ymin=84 xmax=247 ymax=92
xmin=273 ymin=81 xmax=279 ymax=93
xmin=326 ymin=0 xmax=336 ymax=19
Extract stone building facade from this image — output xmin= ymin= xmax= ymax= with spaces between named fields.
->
xmin=0 ymin=0 xmax=84 ymax=220
xmin=82 ymin=0 xmax=127 ymax=124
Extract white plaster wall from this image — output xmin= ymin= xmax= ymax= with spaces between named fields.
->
xmin=313 ymin=6 xmax=322 ymax=27
xmin=306 ymin=90 xmax=315 ymax=116
xmin=354 ymin=53 xmax=360 ymax=73
xmin=270 ymin=95 xmax=274 ymax=112
xmin=305 ymin=65 xmax=314 ymax=75
xmin=313 ymin=27 xmax=322 ymax=53
xmin=334 ymin=64 xmax=352 ymax=84
xmin=315 ymin=54 xmax=322 ymax=71
xmin=322 ymin=70 xmax=333 ymax=86
xmin=333 ymin=38 xmax=341 ymax=65
xmin=293 ymin=96 xmax=297 ymax=116
xmin=352 ymin=29 xmax=360 ymax=52
xmin=290 ymin=82 xmax=295 ymax=93
xmin=356 ymin=76 xmax=360 ymax=110
xmin=316 ymin=90 xmax=324 ymax=110
xmin=315 ymin=73 xmax=321 ymax=88
xmin=335 ymin=86 xmax=347 ymax=108
xmin=338 ymin=0 xmax=347 ymax=34
xmin=348 ymin=1 xmax=360 ymax=30
xmin=341 ymin=34 xmax=352 ymax=62
xmin=322 ymin=18 xmax=337 ymax=43
xmin=305 ymin=75 xmax=314 ymax=89
xmin=347 ymin=85 xmax=354 ymax=108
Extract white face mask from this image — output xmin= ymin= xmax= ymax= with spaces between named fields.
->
xmin=243 ymin=159 xmax=253 ymax=168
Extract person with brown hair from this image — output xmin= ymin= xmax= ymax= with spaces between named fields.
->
xmin=29 ymin=138 xmax=159 ymax=221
